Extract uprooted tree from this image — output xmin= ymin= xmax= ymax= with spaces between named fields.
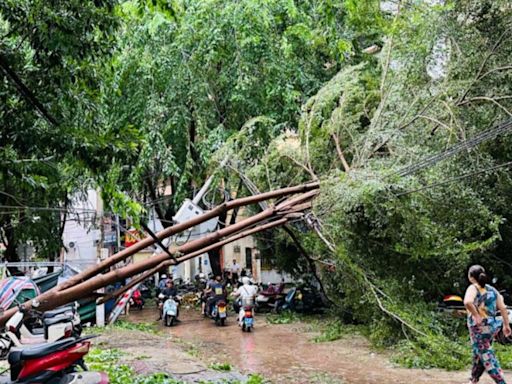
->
xmin=0 ymin=182 xmax=319 ymax=326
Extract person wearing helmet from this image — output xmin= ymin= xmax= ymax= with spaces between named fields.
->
xmin=232 ymin=276 xmax=258 ymax=326
xmin=205 ymin=275 xmax=227 ymax=316
xmin=157 ymin=274 xmax=170 ymax=294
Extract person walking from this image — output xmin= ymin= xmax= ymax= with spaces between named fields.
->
xmin=464 ymin=264 xmax=511 ymax=384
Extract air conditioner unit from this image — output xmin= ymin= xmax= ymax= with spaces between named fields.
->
xmin=100 ymin=248 xmax=109 ymax=260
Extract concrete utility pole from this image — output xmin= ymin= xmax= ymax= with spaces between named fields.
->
xmin=95 ymin=191 xmax=105 ymax=327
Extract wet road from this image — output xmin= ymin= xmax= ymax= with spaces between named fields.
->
xmin=127 ymin=307 xmax=504 ymax=384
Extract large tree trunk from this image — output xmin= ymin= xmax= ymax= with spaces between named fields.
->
xmin=208 ymin=205 xmax=227 ymax=276
xmin=55 ymin=182 xmax=318 ymax=293
xmin=100 ymin=218 xmax=287 ymax=304
xmin=0 ymin=184 xmax=319 ymax=325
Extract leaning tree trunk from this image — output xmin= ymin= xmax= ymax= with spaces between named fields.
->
xmin=54 ymin=182 xmax=318 ymax=294
xmin=0 ymin=184 xmax=319 ymax=325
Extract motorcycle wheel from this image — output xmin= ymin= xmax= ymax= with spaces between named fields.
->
xmin=220 ymin=318 xmax=226 ymax=326
xmin=246 ymin=326 xmax=252 ymax=332
xmin=242 ymin=323 xmax=246 ymax=332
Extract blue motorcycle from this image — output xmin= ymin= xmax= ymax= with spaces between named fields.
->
xmin=162 ymin=296 xmax=179 ymax=327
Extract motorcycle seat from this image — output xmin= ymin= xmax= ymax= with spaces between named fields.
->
xmin=43 ymin=306 xmax=74 ymax=318
xmin=8 ymin=338 xmax=75 ymax=364
xmin=43 ymin=314 xmax=73 ymax=327
xmin=30 ymin=327 xmax=44 ymax=336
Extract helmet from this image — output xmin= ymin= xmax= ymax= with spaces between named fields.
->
xmin=199 ymin=272 xmax=205 ymax=279
xmin=161 ymin=274 xmax=167 ymax=279
xmin=242 ymin=277 xmax=250 ymax=285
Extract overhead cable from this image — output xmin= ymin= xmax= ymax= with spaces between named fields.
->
xmin=396 ymin=160 xmax=512 ymax=196
xmin=392 ymin=118 xmax=512 ymax=178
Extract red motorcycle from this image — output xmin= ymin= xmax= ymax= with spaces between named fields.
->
xmin=255 ymin=282 xmax=285 ymax=313
xmin=129 ymin=289 xmax=144 ymax=310
xmin=0 ymin=336 xmax=108 ymax=384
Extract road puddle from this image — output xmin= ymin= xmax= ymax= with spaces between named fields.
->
xmin=125 ymin=306 xmax=500 ymax=383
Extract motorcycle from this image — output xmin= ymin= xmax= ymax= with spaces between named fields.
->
xmin=240 ymin=300 xmax=254 ymax=332
xmin=255 ymin=283 xmax=285 ymax=313
xmin=139 ymin=283 xmax=152 ymax=299
xmin=277 ymin=285 xmax=326 ymax=314
xmin=162 ymin=296 xmax=179 ymax=327
xmin=0 ymin=304 xmax=82 ymax=358
xmin=128 ymin=290 xmax=144 ymax=310
xmin=0 ymin=335 xmax=108 ymax=384
xmin=209 ymin=299 xmax=228 ymax=326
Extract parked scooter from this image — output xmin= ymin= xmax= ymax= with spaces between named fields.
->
xmin=0 ymin=304 xmax=82 ymax=358
xmin=0 ymin=335 xmax=108 ymax=384
xmin=277 ymin=285 xmax=326 ymax=314
xmin=255 ymin=282 xmax=285 ymax=313
xmin=128 ymin=289 xmax=144 ymax=310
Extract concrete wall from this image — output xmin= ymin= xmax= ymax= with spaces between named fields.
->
xmin=62 ymin=189 xmax=101 ymax=270
xmin=260 ymin=270 xmax=294 ymax=284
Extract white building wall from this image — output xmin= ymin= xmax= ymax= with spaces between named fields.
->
xmin=62 ymin=189 xmax=101 ymax=270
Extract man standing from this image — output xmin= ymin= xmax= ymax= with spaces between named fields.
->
xmin=230 ymin=259 xmax=241 ymax=286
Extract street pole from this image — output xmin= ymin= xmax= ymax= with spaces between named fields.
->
xmin=95 ymin=192 xmax=105 ymax=327
xmin=115 ymin=215 xmax=121 ymax=253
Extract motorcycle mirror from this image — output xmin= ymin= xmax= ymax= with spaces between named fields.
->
xmin=493 ymin=277 xmax=498 ymax=284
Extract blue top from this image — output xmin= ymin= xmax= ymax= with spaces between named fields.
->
xmin=467 ymin=284 xmax=502 ymax=331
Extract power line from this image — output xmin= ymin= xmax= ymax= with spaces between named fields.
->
xmin=392 ymin=119 xmax=512 ymax=178
xmin=395 ymin=160 xmax=512 ymax=196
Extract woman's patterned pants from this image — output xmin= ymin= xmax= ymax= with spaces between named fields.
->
xmin=469 ymin=324 xmax=507 ymax=384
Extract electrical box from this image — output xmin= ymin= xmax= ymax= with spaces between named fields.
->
xmin=172 ymin=199 xmax=218 ymax=243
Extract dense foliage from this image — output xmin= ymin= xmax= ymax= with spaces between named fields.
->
xmin=0 ymin=0 xmax=132 ymax=261
xmin=235 ymin=0 xmax=512 ymax=366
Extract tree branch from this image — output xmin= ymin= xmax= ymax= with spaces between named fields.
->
xmin=331 ymin=133 xmax=351 ymax=172
xmin=283 ymin=154 xmax=318 ymax=181
xmin=458 ymin=28 xmax=512 ymax=103
xmin=0 ymin=54 xmax=58 ymax=126
xmin=457 ymin=96 xmax=512 ymax=117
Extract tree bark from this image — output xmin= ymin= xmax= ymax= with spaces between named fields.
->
xmin=99 ymin=218 xmax=287 ymax=304
xmin=54 ymin=182 xmax=319 ymax=293
xmin=0 ymin=186 xmax=318 ymax=325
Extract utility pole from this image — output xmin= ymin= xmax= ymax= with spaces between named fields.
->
xmin=95 ymin=191 xmax=105 ymax=327
xmin=115 ymin=215 xmax=121 ymax=253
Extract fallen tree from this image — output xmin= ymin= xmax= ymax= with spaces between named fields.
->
xmin=56 ymin=182 xmax=318 ymax=293
xmin=0 ymin=183 xmax=319 ymax=325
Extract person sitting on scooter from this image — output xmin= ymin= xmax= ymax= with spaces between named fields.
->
xmin=158 ymin=280 xmax=180 ymax=320
xmin=201 ymin=275 xmax=216 ymax=315
xmin=162 ymin=280 xmax=178 ymax=298
xmin=207 ymin=275 xmax=227 ymax=316
xmin=157 ymin=274 xmax=170 ymax=296
xmin=231 ymin=277 xmax=258 ymax=326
